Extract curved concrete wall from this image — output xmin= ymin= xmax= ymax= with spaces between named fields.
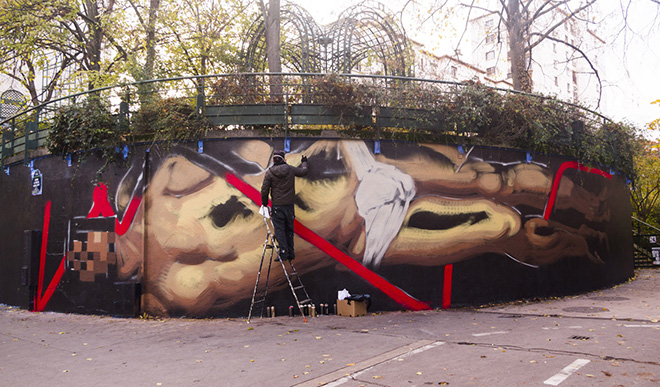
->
xmin=0 ymin=138 xmax=634 ymax=317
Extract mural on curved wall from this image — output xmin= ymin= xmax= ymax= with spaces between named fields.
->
xmin=0 ymin=138 xmax=633 ymax=317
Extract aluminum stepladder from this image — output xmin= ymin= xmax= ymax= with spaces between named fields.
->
xmin=247 ymin=212 xmax=312 ymax=323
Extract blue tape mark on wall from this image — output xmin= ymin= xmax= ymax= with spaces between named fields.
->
xmin=122 ymin=145 xmax=129 ymax=160
xmin=526 ymin=151 xmax=532 ymax=163
xmin=457 ymin=145 xmax=464 ymax=155
xmin=284 ymin=138 xmax=291 ymax=152
xmin=374 ymin=140 xmax=381 ymax=154
xmin=67 ymin=154 xmax=72 ymax=167
xmin=198 ymin=140 xmax=204 ymax=153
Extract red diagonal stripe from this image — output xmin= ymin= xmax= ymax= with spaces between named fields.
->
xmin=225 ymin=172 xmax=430 ymax=311
xmin=36 ymin=201 xmax=51 ymax=309
xmin=36 ymin=258 xmax=66 ymax=312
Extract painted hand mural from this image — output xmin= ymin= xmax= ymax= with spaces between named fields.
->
xmin=103 ymin=139 xmax=613 ymax=317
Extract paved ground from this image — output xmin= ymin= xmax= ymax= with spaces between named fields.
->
xmin=2 ymin=269 xmax=659 ymax=387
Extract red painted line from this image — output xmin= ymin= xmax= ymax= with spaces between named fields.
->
xmin=225 ymin=172 xmax=269 ymax=206
xmin=35 ymin=258 xmax=66 ymax=312
xmin=544 ymin=161 xmax=611 ymax=220
xmin=34 ymin=201 xmax=66 ymax=312
xmin=225 ymin=172 xmax=430 ymax=311
xmin=35 ymin=201 xmax=51 ymax=310
xmin=442 ymin=264 xmax=453 ymax=309
xmin=115 ymin=196 xmax=142 ymax=236
xmin=294 ymin=220 xmax=430 ymax=310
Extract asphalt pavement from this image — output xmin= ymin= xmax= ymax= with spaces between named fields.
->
xmin=2 ymin=269 xmax=659 ymax=387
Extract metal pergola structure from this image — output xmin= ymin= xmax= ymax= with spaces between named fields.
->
xmin=240 ymin=1 xmax=411 ymax=76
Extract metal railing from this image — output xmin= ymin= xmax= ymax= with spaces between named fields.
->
xmin=632 ymin=217 xmax=660 ymax=268
xmin=1 ymin=72 xmax=619 ymax=167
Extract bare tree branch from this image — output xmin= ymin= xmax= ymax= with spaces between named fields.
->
xmin=535 ymin=33 xmax=603 ymax=108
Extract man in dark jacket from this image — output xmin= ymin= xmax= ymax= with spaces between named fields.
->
xmin=261 ymin=150 xmax=308 ymax=261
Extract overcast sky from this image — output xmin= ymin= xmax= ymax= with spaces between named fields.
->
xmin=298 ymin=0 xmax=660 ymax=129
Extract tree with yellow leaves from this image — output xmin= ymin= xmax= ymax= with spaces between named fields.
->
xmin=649 ymin=100 xmax=660 ymax=132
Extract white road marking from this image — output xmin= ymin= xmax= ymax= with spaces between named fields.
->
xmin=543 ymin=359 xmax=590 ymax=385
xmin=472 ymin=331 xmax=507 ymax=337
xmin=319 ymin=341 xmax=445 ymax=387
xmin=624 ymin=324 xmax=660 ymax=328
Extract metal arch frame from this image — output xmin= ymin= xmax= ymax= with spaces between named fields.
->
xmin=240 ymin=3 xmax=325 ymax=73
xmin=327 ymin=2 xmax=410 ymax=76
xmin=240 ymin=1 xmax=411 ymax=76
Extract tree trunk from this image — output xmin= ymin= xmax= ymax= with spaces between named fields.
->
xmin=139 ymin=0 xmax=161 ymax=103
xmin=264 ymin=0 xmax=282 ymax=100
xmin=85 ymin=0 xmax=103 ymax=90
xmin=507 ymin=0 xmax=532 ymax=93
xmin=144 ymin=0 xmax=161 ymax=80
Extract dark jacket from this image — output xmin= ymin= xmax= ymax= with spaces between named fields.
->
xmin=261 ymin=160 xmax=308 ymax=206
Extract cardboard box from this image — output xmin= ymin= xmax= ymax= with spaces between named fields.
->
xmin=337 ymin=299 xmax=367 ymax=317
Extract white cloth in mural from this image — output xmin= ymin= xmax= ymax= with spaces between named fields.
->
xmin=343 ymin=142 xmax=416 ymax=268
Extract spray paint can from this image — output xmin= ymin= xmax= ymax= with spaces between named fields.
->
xmin=288 ymin=305 xmax=293 ymax=317
xmin=311 ymin=304 xmax=316 ymax=317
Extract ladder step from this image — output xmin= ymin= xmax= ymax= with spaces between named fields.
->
xmin=293 ymin=285 xmax=306 ymax=291
xmin=298 ymin=298 xmax=312 ymax=305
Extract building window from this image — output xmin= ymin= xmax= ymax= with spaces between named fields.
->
xmin=486 ymin=33 xmax=496 ymax=44
xmin=553 ymin=43 xmax=557 ymax=53
xmin=485 ymin=19 xmax=494 ymax=28
xmin=567 ymin=83 xmax=570 ymax=93
xmin=486 ymin=50 xmax=495 ymax=60
xmin=451 ymin=66 xmax=457 ymax=77
xmin=555 ymin=76 xmax=558 ymax=86
xmin=487 ymin=67 xmax=496 ymax=76
xmin=572 ymin=71 xmax=577 ymax=84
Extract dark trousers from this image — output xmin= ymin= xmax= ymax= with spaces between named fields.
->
xmin=272 ymin=204 xmax=295 ymax=260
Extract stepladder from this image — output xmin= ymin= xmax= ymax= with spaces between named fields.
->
xmin=247 ymin=212 xmax=313 ymax=323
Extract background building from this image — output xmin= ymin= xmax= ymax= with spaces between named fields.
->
xmin=414 ymin=7 xmax=604 ymax=110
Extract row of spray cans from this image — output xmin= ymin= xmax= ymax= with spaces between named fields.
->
xmin=265 ymin=303 xmax=336 ymax=318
